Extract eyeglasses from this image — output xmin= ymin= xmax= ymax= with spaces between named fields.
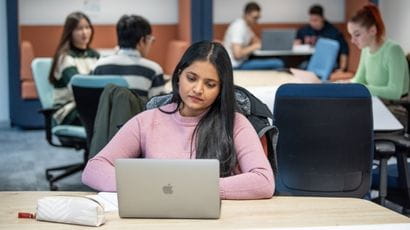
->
xmin=146 ymin=35 xmax=156 ymax=43
xmin=252 ymin=16 xmax=260 ymax=21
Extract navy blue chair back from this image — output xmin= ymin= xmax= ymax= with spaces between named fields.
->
xmin=273 ymin=83 xmax=373 ymax=197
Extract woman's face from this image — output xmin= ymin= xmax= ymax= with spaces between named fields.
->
xmin=347 ymin=22 xmax=376 ymax=49
xmin=178 ymin=60 xmax=221 ymax=117
xmin=72 ymin=18 xmax=92 ymax=49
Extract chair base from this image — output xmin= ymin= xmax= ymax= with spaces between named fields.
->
xmin=45 ymin=163 xmax=85 ymax=191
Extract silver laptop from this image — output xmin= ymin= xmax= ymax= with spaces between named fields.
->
xmin=261 ymin=29 xmax=296 ymax=51
xmin=115 ymin=158 xmax=221 ymax=219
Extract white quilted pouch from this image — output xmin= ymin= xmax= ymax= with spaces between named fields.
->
xmin=36 ymin=196 xmax=105 ymax=227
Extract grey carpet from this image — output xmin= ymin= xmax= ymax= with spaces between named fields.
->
xmin=0 ymin=127 xmax=93 ymax=191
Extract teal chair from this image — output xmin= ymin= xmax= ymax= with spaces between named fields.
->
xmin=31 ymin=58 xmax=88 ymax=190
xmin=307 ymin=38 xmax=340 ymax=81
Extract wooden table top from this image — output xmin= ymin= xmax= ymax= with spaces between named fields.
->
xmin=1 ymin=192 xmax=409 ymax=229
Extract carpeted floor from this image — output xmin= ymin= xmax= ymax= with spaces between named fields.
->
xmin=0 ymin=127 xmax=92 ymax=191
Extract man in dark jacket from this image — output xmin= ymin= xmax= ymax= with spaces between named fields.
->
xmin=295 ymin=4 xmax=349 ymax=72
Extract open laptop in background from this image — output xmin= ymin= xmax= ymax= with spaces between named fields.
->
xmin=115 ymin=158 xmax=221 ymax=219
xmin=261 ymin=29 xmax=296 ymax=51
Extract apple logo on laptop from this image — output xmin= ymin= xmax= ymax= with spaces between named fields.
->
xmin=162 ymin=184 xmax=173 ymax=194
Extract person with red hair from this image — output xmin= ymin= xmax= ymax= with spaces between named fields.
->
xmin=348 ymin=4 xmax=409 ymax=100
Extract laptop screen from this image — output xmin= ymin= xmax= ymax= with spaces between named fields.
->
xmin=261 ymin=29 xmax=296 ymax=51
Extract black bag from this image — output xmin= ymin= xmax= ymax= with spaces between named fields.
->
xmin=234 ymin=85 xmax=278 ymax=173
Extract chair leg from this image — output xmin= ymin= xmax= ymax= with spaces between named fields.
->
xmin=396 ymin=151 xmax=410 ymax=213
xmin=378 ymin=157 xmax=388 ymax=206
xmin=48 ymin=163 xmax=85 ymax=191
xmin=45 ymin=163 xmax=84 ymax=181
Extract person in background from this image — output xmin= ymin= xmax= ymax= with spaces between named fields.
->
xmin=92 ymin=15 xmax=165 ymax=99
xmin=348 ymin=4 xmax=409 ymax=126
xmin=49 ymin=11 xmax=99 ymax=125
xmin=82 ymin=41 xmax=274 ymax=199
xmin=223 ymin=2 xmax=284 ymax=70
xmin=348 ymin=4 xmax=409 ymax=100
xmin=295 ymin=4 xmax=349 ymax=72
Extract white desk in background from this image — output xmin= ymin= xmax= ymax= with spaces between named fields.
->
xmin=372 ymin=96 xmax=404 ymax=131
xmin=253 ymin=49 xmax=314 ymax=57
xmin=244 ymin=86 xmax=403 ymax=132
xmin=253 ymin=45 xmax=315 ymax=57
xmin=232 ymin=71 xmax=403 ymax=132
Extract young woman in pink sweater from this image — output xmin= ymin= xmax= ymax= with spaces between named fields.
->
xmin=82 ymin=41 xmax=274 ymax=199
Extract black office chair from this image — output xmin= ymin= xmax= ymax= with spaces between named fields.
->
xmin=32 ymin=58 xmax=88 ymax=190
xmin=273 ymin=83 xmax=373 ymax=197
xmin=70 ymin=75 xmax=129 ymax=149
xmin=371 ymin=55 xmax=410 ymax=213
xmin=373 ymin=101 xmax=410 ymax=213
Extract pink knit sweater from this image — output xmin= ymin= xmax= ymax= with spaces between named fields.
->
xmin=82 ymin=103 xmax=274 ymax=199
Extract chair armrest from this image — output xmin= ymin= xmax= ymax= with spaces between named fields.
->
xmin=374 ymin=140 xmax=396 ymax=159
xmin=384 ymin=98 xmax=410 ymax=134
xmin=38 ymin=106 xmax=61 ymax=147
xmin=387 ymin=98 xmax=410 ymax=109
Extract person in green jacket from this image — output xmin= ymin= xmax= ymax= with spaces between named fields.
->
xmin=348 ymin=4 xmax=409 ymax=100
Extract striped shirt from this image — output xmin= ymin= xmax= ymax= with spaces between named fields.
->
xmin=52 ymin=47 xmax=99 ymax=124
xmin=92 ymin=49 xmax=165 ymax=98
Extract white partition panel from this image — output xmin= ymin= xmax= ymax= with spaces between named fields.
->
xmin=19 ymin=0 xmax=178 ymax=25
xmin=380 ymin=0 xmax=410 ymax=52
xmin=214 ymin=0 xmax=345 ymax=23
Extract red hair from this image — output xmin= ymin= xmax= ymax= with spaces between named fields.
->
xmin=349 ymin=4 xmax=385 ymax=42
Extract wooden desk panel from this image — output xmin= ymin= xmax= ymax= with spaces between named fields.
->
xmin=1 ymin=192 xmax=409 ymax=229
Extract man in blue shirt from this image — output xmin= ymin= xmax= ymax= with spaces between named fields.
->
xmin=295 ymin=4 xmax=349 ymax=72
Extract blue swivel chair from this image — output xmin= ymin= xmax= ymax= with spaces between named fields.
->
xmin=273 ymin=83 xmax=373 ymax=197
xmin=70 ymin=75 xmax=129 ymax=151
xmin=307 ymin=38 xmax=340 ymax=81
xmin=31 ymin=58 xmax=88 ymax=190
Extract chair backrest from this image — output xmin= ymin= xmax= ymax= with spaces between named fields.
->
xmin=70 ymin=75 xmax=129 ymax=147
xmin=21 ymin=41 xmax=35 ymax=82
xmin=273 ymin=83 xmax=373 ymax=197
xmin=307 ymin=38 xmax=340 ymax=81
xmin=31 ymin=57 xmax=53 ymax=109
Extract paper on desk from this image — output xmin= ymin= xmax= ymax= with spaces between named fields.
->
xmin=292 ymin=44 xmax=312 ymax=52
xmin=86 ymin=192 xmax=118 ymax=212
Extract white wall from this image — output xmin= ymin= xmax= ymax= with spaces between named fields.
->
xmin=380 ymin=0 xmax=410 ymax=53
xmin=19 ymin=0 xmax=178 ymax=25
xmin=0 ymin=0 xmax=9 ymax=127
xmin=214 ymin=0 xmax=345 ymax=24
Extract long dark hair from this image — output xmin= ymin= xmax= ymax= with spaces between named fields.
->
xmin=349 ymin=4 xmax=385 ymax=43
xmin=163 ymin=41 xmax=236 ymax=177
xmin=49 ymin=12 xmax=94 ymax=85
